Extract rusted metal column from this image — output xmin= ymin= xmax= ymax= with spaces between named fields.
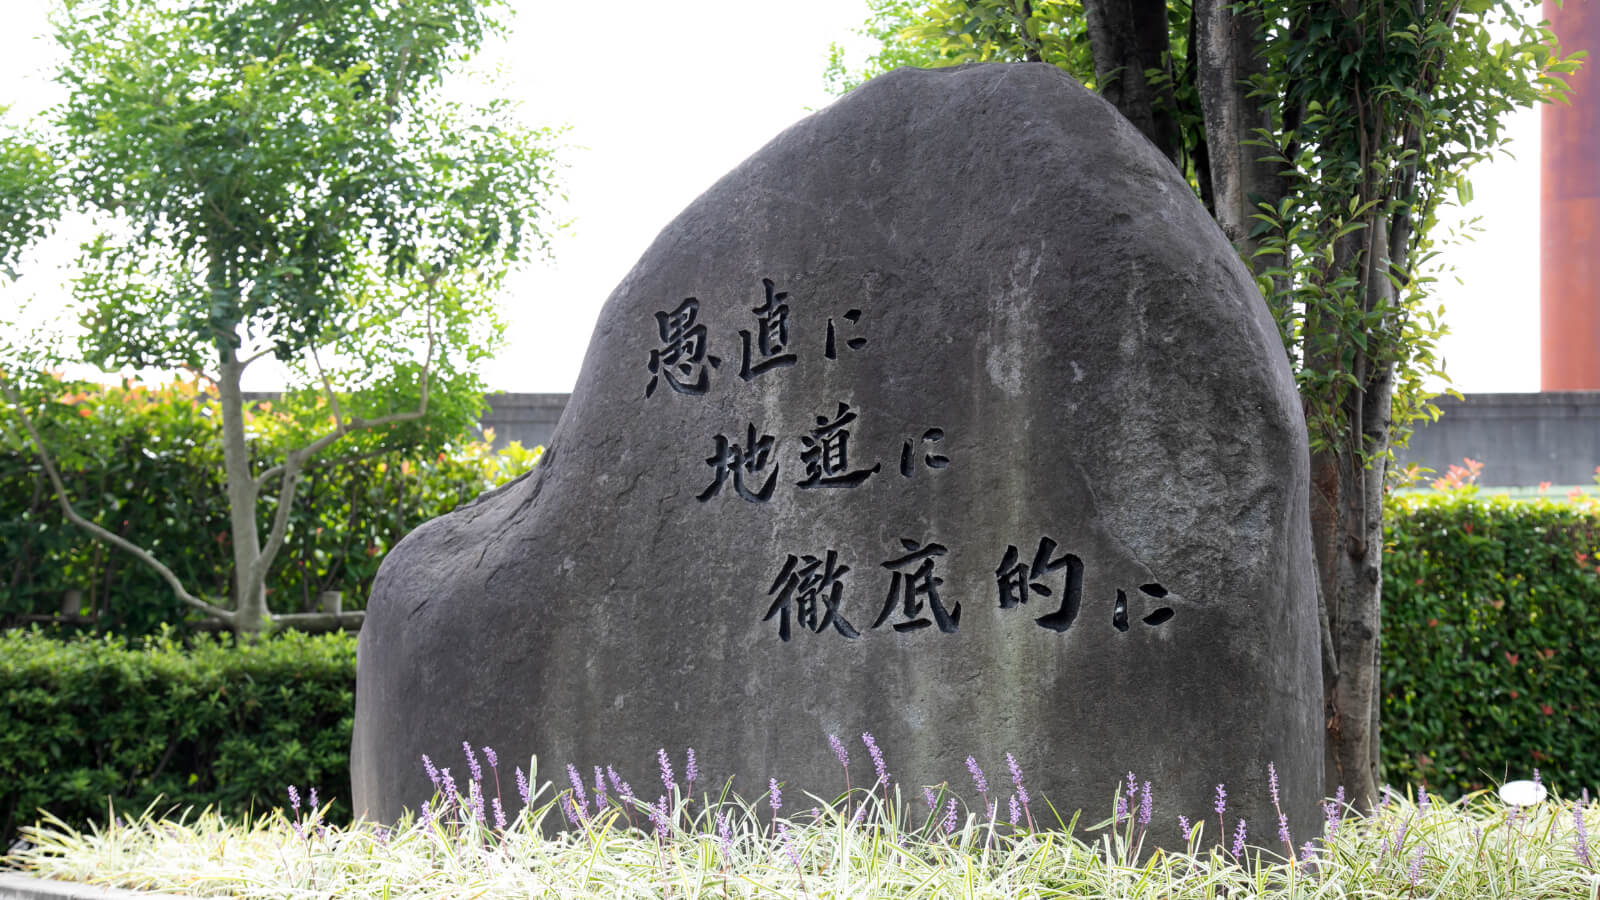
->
xmin=1543 ymin=0 xmax=1600 ymax=390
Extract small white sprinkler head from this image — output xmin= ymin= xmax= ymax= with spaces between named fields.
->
xmin=1498 ymin=780 xmax=1547 ymax=807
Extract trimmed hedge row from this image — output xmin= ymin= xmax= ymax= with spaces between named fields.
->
xmin=4 ymin=491 xmax=1598 ymax=846
xmin=0 ymin=628 xmax=356 ymax=847
xmin=1382 ymin=489 xmax=1600 ymax=799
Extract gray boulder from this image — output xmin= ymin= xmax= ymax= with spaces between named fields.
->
xmin=352 ymin=62 xmax=1323 ymax=850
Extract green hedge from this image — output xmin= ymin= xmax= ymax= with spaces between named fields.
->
xmin=0 ymin=628 xmax=356 ymax=847
xmin=8 ymin=484 xmax=1600 ymax=848
xmin=1382 ymin=489 xmax=1600 ymax=799
xmin=2 ymin=373 xmax=538 ymax=634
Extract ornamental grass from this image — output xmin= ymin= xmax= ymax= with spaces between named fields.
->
xmin=6 ymin=738 xmax=1599 ymax=899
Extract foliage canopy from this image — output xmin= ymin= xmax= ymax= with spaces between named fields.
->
xmin=1 ymin=0 xmax=560 ymax=633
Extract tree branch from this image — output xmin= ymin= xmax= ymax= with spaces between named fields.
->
xmin=311 ymin=345 xmax=346 ymax=430
xmin=272 ymin=610 xmax=365 ymax=633
xmin=247 ymin=295 xmax=436 ymax=595
xmin=239 ymin=347 xmax=277 ymax=369
xmin=191 ymin=610 xmax=365 ymax=634
xmin=0 ymin=378 xmax=235 ymax=624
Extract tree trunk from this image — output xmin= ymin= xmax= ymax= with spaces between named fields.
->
xmin=218 ymin=345 xmax=267 ymax=634
xmin=1080 ymin=0 xmax=1182 ymax=166
xmin=1192 ymin=0 xmax=1284 ymax=271
xmin=1178 ymin=0 xmax=1386 ymax=810
xmin=1309 ymin=354 xmax=1393 ymax=812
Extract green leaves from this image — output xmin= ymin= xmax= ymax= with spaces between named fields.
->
xmin=52 ymin=0 xmax=556 ymax=373
xmin=0 ymin=628 xmax=359 ymax=847
xmin=0 ymin=111 xmax=64 ymax=280
xmin=0 ymin=370 xmax=539 ymax=632
xmin=824 ymin=0 xmax=1096 ymax=95
xmin=1383 ymin=492 xmax=1600 ymax=799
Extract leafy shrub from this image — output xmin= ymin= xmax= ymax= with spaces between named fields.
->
xmin=1382 ymin=484 xmax=1600 ymax=799
xmin=1 ymin=372 xmax=538 ymax=634
xmin=0 ymin=628 xmax=357 ymax=847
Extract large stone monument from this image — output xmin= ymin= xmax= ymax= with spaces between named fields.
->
xmin=352 ymin=62 xmax=1323 ymax=848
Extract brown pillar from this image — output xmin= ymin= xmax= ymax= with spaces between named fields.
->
xmin=1543 ymin=0 xmax=1600 ymax=390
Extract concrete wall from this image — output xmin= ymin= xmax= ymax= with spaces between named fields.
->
xmin=1393 ymin=392 xmax=1600 ymax=487
xmin=477 ymin=393 xmax=568 ymax=450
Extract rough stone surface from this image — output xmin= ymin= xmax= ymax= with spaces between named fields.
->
xmin=352 ymin=62 xmax=1323 ymax=848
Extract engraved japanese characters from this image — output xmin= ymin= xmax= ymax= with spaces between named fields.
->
xmin=353 ymin=63 xmax=1324 ymax=851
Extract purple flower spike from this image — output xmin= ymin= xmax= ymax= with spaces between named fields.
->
xmin=1323 ymin=797 xmax=1341 ymax=835
xmin=463 ymin=741 xmax=482 ymax=784
xmin=924 ymin=787 xmax=938 ymax=811
xmin=1115 ymin=793 xmax=1129 ymax=824
xmin=422 ymin=754 xmax=440 ymax=788
xmin=440 ymin=768 xmax=458 ymax=802
xmin=1277 ymin=812 xmax=1292 ymax=849
xmin=483 ymin=746 xmax=498 ymax=770
xmin=942 ymin=798 xmax=958 ymax=835
xmin=1006 ymin=753 xmax=1031 ymax=809
xmin=778 ymin=820 xmax=802 ymax=869
xmin=649 ymin=795 xmax=671 ymax=836
xmin=1178 ymin=814 xmax=1192 ymax=841
xmin=658 ymin=748 xmax=676 ymax=793
xmin=308 ymin=787 xmax=319 ymax=810
xmin=1534 ymin=768 xmax=1542 ymax=786
xmin=1009 ymin=794 xmax=1021 ymax=827
xmin=716 ymin=811 xmax=734 ymax=859
xmin=515 ymin=766 xmax=531 ymax=809
xmin=829 ymin=734 xmax=849 ymax=769
xmin=1417 ymin=785 xmax=1430 ymax=814
xmin=287 ymin=785 xmax=300 ymax=813
xmin=686 ymin=748 xmax=699 ymax=788
xmin=1407 ymin=847 xmax=1425 ymax=886
xmin=1300 ymin=841 xmax=1316 ymax=864
xmin=851 ymin=797 xmax=870 ymax=826
xmin=966 ymin=756 xmax=988 ymax=797
xmin=1267 ymin=762 xmax=1280 ymax=806
xmin=1139 ymin=781 xmax=1153 ymax=826
xmin=862 ymin=733 xmax=889 ymax=785
xmin=567 ymin=764 xmax=589 ymax=819
xmin=617 ymin=773 xmax=636 ymax=808
xmin=594 ymin=766 xmax=608 ymax=812
xmin=769 ymin=777 xmax=783 ymax=814
xmin=1214 ymin=783 xmax=1227 ymax=817
xmin=1125 ymin=771 xmax=1138 ymax=799
xmin=1575 ymin=805 xmax=1592 ymax=868
xmin=606 ymin=765 xmax=623 ymax=794
xmin=492 ymin=797 xmax=507 ymax=830
xmin=1231 ymin=818 xmax=1247 ymax=859
xmin=418 ymin=800 xmax=432 ymax=830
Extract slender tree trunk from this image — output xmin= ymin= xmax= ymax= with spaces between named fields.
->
xmin=1309 ymin=84 xmax=1403 ymax=808
xmin=1192 ymin=0 xmax=1284 ymax=273
xmin=217 ymin=344 xmax=267 ymax=634
xmin=1310 ymin=337 xmax=1392 ymax=812
xmin=1189 ymin=0 xmax=1382 ymax=809
xmin=1080 ymin=0 xmax=1182 ymax=166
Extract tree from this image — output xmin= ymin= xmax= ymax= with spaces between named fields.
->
xmin=0 ymin=110 xmax=63 ymax=278
xmin=0 ymin=0 xmax=559 ymax=635
xmin=829 ymin=0 xmax=1579 ymax=810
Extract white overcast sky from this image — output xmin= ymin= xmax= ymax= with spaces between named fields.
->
xmin=0 ymin=0 xmax=1549 ymax=394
